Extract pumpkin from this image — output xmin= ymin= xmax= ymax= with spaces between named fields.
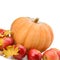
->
xmin=11 ymin=17 xmax=53 ymax=52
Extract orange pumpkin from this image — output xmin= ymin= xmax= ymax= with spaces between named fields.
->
xmin=11 ymin=17 xmax=53 ymax=52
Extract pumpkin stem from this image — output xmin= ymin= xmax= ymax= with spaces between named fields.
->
xmin=34 ymin=18 xmax=39 ymax=23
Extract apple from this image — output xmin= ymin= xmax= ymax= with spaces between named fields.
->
xmin=13 ymin=44 xmax=26 ymax=60
xmin=42 ymin=49 xmax=59 ymax=60
xmin=0 ymin=29 xmax=5 ymax=37
xmin=0 ymin=29 xmax=5 ymax=35
xmin=0 ymin=37 xmax=13 ymax=50
xmin=28 ymin=49 xmax=42 ymax=60
xmin=50 ymin=48 xmax=60 ymax=59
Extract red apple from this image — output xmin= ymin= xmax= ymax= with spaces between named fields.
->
xmin=0 ymin=37 xmax=13 ymax=50
xmin=13 ymin=44 xmax=26 ymax=60
xmin=28 ymin=49 xmax=42 ymax=60
xmin=42 ymin=49 xmax=59 ymax=60
xmin=57 ymin=51 xmax=60 ymax=60
xmin=0 ymin=29 xmax=5 ymax=35
xmin=0 ymin=29 xmax=5 ymax=37
xmin=50 ymin=48 xmax=60 ymax=59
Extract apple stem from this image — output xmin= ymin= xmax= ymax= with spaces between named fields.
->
xmin=43 ymin=56 xmax=47 ymax=60
xmin=33 ymin=18 xmax=39 ymax=23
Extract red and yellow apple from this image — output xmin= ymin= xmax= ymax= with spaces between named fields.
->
xmin=43 ymin=49 xmax=59 ymax=60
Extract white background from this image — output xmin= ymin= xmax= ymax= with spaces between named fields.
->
xmin=0 ymin=0 xmax=60 ymax=60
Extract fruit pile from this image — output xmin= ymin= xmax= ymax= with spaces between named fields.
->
xmin=0 ymin=17 xmax=59 ymax=60
xmin=0 ymin=29 xmax=60 ymax=60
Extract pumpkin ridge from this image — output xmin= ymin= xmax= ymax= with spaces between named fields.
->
xmin=22 ymin=23 xmax=33 ymax=46
xmin=44 ymin=23 xmax=53 ymax=42
xmin=37 ymin=24 xmax=46 ymax=51
xmin=41 ymin=24 xmax=53 ymax=51
xmin=31 ymin=23 xmax=39 ymax=49
xmin=40 ymin=24 xmax=49 ymax=51
xmin=23 ymin=23 xmax=35 ymax=49
xmin=43 ymin=23 xmax=53 ymax=46
xmin=33 ymin=24 xmax=42 ymax=49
